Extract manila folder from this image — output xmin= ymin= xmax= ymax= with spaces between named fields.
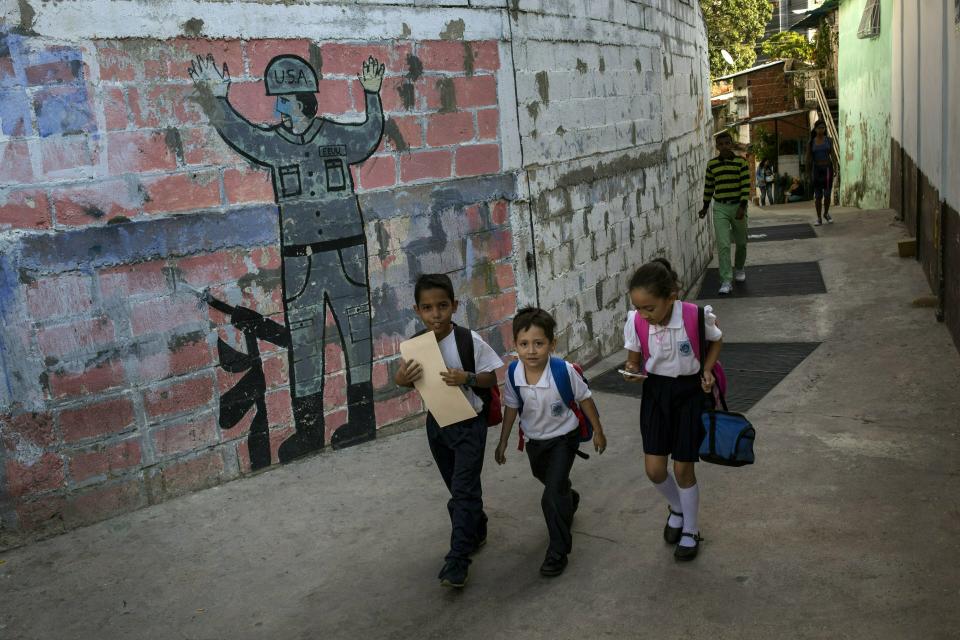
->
xmin=399 ymin=332 xmax=478 ymax=427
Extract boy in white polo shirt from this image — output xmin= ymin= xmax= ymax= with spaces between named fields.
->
xmin=495 ymin=307 xmax=606 ymax=577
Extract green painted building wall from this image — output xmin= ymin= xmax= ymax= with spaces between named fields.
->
xmin=837 ymin=0 xmax=892 ymax=209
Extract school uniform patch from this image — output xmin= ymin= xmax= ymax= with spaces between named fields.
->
xmin=550 ymin=401 xmax=564 ymax=417
xmin=679 ymin=341 xmax=692 ymax=356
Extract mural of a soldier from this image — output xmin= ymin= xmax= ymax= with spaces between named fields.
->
xmin=189 ymin=53 xmax=386 ymax=460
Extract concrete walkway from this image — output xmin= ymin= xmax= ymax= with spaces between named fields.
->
xmin=2 ymin=204 xmax=959 ymax=640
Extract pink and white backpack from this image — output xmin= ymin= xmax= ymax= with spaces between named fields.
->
xmin=633 ymin=301 xmax=728 ymax=403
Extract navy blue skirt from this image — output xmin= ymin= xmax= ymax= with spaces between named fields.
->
xmin=640 ymin=373 xmax=706 ymax=462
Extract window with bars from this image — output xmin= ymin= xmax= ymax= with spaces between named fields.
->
xmin=857 ymin=0 xmax=881 ymax=39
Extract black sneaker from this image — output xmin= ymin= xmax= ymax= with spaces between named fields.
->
xmin=539 ymin=553 xmax=568 ymax=577
xmin=439 ymin=560 xmax=468 ymax=588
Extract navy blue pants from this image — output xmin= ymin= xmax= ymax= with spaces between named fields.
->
xmin=525 ymin=429 xmax=579 ymax=559
xmin=426 ymin=414 xmax=488 ymax=564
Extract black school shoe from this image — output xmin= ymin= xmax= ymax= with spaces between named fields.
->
xmin=674 ymin=532 xmax=703 ymax=561
xmin=663 ymin=507 xmax=683 ymax=545
xmin=439 ymin=560 xmax=469 ymax=588
xmin=539 ymin=552 xmax=568 ymax=577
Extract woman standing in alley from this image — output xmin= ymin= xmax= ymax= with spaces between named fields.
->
xmin=806 ymin=119 xmax=836 ymax=225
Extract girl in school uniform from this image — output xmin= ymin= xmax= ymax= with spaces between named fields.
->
xmin=621 ymin=258 xmax=723 ymax=561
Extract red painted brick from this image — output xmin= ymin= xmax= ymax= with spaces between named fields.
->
xmin=25 ymin=61 xmax=82 ymax=86
xmin=355 ymin=154 xmax=396 ymax=191
xmin=108 ymin=130 xmax=179 ymax=174
xmin=380 ymin=77 xmax=412 ymax=113
xmin=98 ymin=261 xmax=168 ymax=299
xmin=0 ymin=190 xmax=51 ymax=230
xmin=59 ymin=397 xmax=136 ymax=443
xmin=143 ymin=375 xmax=214 ymax=419
xmin=134 ymin=334 xmax=213 ymax=384
xmin=426 ymin=111 xmax=475 ymax=147
xmin=374 ymin=390 xmax=423 ymax=428
xmin=317 ymin=78 xmax=354 ymax=115
xmin=400 ymin=149 xmax=452 ymax=182
xmin=323 ymin=408 xmax=348 ymax=443
xmin=5 ymin=453 xmax=66 ymax=498
xmin=495 ymin=262 xmax=516 ymax=290
xmin=0 ymin=412 xmax=56 ymax=448
xmin=97 ymin=45 xmax=137 ymax=82
xmin=150 ymin=450 xmax=224 ymax=499
xmin=68 ymin=438 xmax=142 ymax=482
xmin=325 ymin=341 xmax=345 ymax=371
xmin=491 ymin=199 xmax=508 ymax=226
xmin=38 ymin=316 xmax=115 ymax=360
xmin=25 ymin=272 xmax=94 ymax=321
xmin=323 ymin=371 xmax=347 ymax=408
xmin=101 ymin=86 xmax=129 ymax=131
xmin=67 ymin=479 xmax=145 ymax=525
xmin=417 ymin=41 xmax=477 ymax=73
xmin=477 ymin=108 xmax=499 ymax=140
xmin=452 ymin=75 xmax=498 ymax=108
xmin=383 ymin=115 xmax=422 ymax=151
xmin=320 ymin=43 xmax=412 ymax=76
xmin=40 ymin=135 xmax=99 ymax=176
xmin=373 ymin=333 xmax=401 ymax=359
xmin=470 ymin=41 xmax=501 ymax=72
xmin=464 ymin=203 xmax=483 ymax=233
xmin=163 ymin=38 xmax=245 ymax=81
xmin=49 ymin=358 xmax=126 ymax=399
xmin=175 ymin=251 xmax=251 ymax=288
xmin=15 ymin=494 xmax=67 ymax=532
xmin=245 ymin=39 xmax=313 ymax=78
xmin=130 ymin=296 xmax=207 ymax=336
xmin=473 ymin=227 xmax=513 ymax=262
xmin=225 ymin=81 xmax=276 ymax=124
xmin=131 ymin=84 xmax=205 ymax=128
xmin=455 ymin=144 xmax=500 ymax=177
xmin=223 ymin=166 xmax=274 ymax=204
xmin=151 ymin=413 xmax=219 ymax=457
xmin=142 ymin=171 xmax=221 ymax=214
xmin=265 ymin=388 xmax=293 ymax=427
xmin=180 ymin=126 xmax=230 ymax=166
xmin=477 ymin=290 xmax=517 ymax=328
xmin=263 ymin=353 xmax=289 ymax=389
xmin=249 ymin=246 xmax=282 ymax=271
xmin=51 ymin=179 xmax=144 ymax=227
xmin=0 ymin=140 xmax=35 ymax=185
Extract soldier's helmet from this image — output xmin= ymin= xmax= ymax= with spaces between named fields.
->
xmin=264 ymin=55 xmax=319 ymax=95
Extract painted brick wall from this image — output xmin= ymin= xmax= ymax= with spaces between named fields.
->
xmin=0 ymin=0 xmax=710 ymax=545
xmin=508 ymin=0 xmax=713 ymax=363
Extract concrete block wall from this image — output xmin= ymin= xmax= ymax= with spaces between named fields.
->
xmin=0 ymin=0 xmax=711 ymax=545
xmin=509 ymin=0 xmax=713 ymax=362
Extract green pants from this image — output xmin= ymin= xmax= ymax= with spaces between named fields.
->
xmin=712 ymin=201 xmax=748 ymax=283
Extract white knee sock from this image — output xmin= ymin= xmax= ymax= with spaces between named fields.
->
xmin=677 ymin=483 xmax=700 ymax=547
xmin=653 ymin=475 xmax=683 ymax=528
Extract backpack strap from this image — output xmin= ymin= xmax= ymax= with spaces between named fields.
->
xmin=452 ymin=325 xmax=475 ymax=374
xmin=549 ymin=356 xmax=575 ymax=406
xmin=507 ymin=360 xmax=526 ymax=451
xmin=632 ymin=312 xmax=650 ymax=373
xmin=681 ymin=302 xmax=700 ymax=361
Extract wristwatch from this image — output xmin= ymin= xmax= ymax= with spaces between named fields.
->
xmin=465 ymin=372 xmax=477 ymax=387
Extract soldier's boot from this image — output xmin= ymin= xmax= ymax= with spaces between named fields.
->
xmin=331 ymin=381 xmax=377 ymax=449
xmin=278 ymin=392 xmax=326 ymax=463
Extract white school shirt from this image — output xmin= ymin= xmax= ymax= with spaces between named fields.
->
xmin=502 ymin=360 xmax=592 ymax=441
xmin=623 ymin=302 xmax=722 ymax=377
xmin=437 ymin=330 xmax=504 ymax=413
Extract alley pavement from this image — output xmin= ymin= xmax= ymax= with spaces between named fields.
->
xmin=2 ymin=203 xmax=959 ymax=640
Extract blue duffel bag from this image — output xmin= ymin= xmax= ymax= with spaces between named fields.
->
xmin=699 ymin=408 xmax=755 ymax=466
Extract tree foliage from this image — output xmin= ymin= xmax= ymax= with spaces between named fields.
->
xmin=699 ymin=0 xmax=774 ymax=76
xmin=761 ymin=31 xmax=815 ymax=62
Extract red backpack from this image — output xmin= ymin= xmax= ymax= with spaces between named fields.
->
xmin=633 ymin=302 xmax=728 ymax=404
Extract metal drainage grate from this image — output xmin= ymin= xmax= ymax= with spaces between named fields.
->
xmin=747 ymin=223 xmax=817 ymax=242
xmin=697 ymin=261 xmax=826 ymax=299
xmin=589 ymin=342 xmax=821 ymax=413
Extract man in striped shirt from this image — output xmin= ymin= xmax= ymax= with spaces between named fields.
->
xmin=698 ymin=131 xmax=751 ymax=295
